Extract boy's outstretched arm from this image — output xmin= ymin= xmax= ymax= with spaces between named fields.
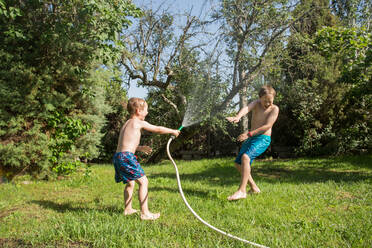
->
xmin=141 ymin=121 xmax=180 ymax=137
xmin=226 ymin=100 xmax=258 ymax=123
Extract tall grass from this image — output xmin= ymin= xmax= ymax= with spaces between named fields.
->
xmin=0 ymin=155 xmax=371 ymax=247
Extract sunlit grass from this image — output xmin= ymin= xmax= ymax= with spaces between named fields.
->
xmin=0 ymin=155 xmax=371 ymax=247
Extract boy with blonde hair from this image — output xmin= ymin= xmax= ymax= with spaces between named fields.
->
xmin=226 ymin=85 xmax=279 ymax=200
xmin=113 ymin=97 xmax=180 ymax=220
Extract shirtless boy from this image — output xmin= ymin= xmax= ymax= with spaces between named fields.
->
xmin=113 ymin=97 xmax=180 ymax=220
xmin=226 ymin=85 xmax=279 ymax=201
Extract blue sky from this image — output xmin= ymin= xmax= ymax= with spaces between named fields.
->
xmin=127 ymin=0 xmax=215 ymax=99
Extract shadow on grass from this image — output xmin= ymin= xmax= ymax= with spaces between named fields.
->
xmin=150 ymin=163 xmax=238 ymax=186
xmin=30 ymin=200 xmax=123 ymax=214
xmin=320 ymin=155 xmax=371 ymax=169
xmin=150 ymin=157 xmax=372 ymax=187
xmin=254 ymin=165 xmax=372 ymax=184
xmin=268 ymin=155 xmax=372 ymax=170
xmin=150 ymin=186 xmax=209 ymax=197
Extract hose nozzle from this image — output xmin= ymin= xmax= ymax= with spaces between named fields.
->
xmin=171 ymin=125 xmax=183 ymax=139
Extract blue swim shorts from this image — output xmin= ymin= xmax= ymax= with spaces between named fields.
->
xmin=113 ymin=152 xmax=145 ymax=184
xmin=235 ymin=135 xmax=271 ymax=165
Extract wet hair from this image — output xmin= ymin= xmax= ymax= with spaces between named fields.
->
xmin=258 ymin=85 xmax=276 ymax=98
xmin=127 ymin=97 xmax=146 ymax=115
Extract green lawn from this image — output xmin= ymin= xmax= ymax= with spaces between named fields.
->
xmin=1 ymin=155 xmax=371 ymax=247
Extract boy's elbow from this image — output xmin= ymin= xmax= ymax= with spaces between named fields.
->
xmin=156 ymin=127 xmax=166 ymax=134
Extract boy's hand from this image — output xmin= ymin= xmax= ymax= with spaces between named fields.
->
xmin=173 ymin=130 xmax=181 ymax=137
xmin=226 ymin=116 xmax=240 ymax=123
xmin=140 ymin=146 xmax=152 ymax=155
xmin=237 ymin=132 xmax=249 ymax=142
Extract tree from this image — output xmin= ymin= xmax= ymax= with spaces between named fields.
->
xmin=119 ymin=6 xmax=232 ymax=161
xmin=266 ymin=0 xmax=342 ymax=155
xmin=120 ymin=7 xmax=215 ymax=113
xmin=117 ymin=1 xmax=326 ymax=161
xmin=211 ymin=0 xmax=312 ymax=116
xmin=173 ymin=0 xmax=320 ymax=140
xmin=315 ymin=26 xmax=371 ymax=153
xmin=267 ymin=0 xmax=371 ymax=155
xmin=99 ymin=71 xmax=129 ymax=161
xmin=0 ymin=0 xmax=141 ymax=178
xmin=331 ymin=0 xmax=371 ymax=30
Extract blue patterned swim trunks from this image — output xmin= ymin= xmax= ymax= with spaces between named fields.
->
xmin=113 ymin=152 xmax=145 ymax=184
xmin=235 ymin=135 xmax=271 ymax=165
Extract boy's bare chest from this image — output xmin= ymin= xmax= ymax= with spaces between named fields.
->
xmin=252 ymin=106 xmax=271 ymax=122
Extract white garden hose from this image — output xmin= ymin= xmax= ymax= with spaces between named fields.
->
xmin=166 ymin=137 xmax=270 ymax=248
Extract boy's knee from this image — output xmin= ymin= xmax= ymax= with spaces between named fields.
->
xmin=126 ymin=180 xmax=135 ymax=188
xmin=241 ymin=154 xmax=250 ymax=163
xmin=136 ymin=176 xmax=148 ymax=186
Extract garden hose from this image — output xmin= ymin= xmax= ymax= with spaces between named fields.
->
xmin=166 ymin=136 xmax=269 ymax=248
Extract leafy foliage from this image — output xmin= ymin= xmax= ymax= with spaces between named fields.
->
xmin=268 ymin=1 xmax=371 ymax=155
xmin=99 ymin=72 xmax=129 ymax=161
xmin=47 ymin=111 xmax=90 ymax=175
xmin=315 ymin=26 xmax=371 ymax=153
xmin=0 ymin=0 xmax=141 ymax=178
xmin=315 ymin=26 xmax=371 ymax=88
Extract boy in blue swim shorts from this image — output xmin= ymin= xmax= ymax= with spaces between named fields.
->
xmin=226 ymin=85 xmax=279 ymax=201
xmin=113 ymin=152 xmax=145 ymax=184
xmin=114 ymin=97 xmax=180 ymax=220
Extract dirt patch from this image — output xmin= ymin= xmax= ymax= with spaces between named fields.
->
xmin=0 ymin=238 xmax=92 ymax=248
xmin=336 ymin=191 xmax=355 ymax=199
xmin=0 ymin=238 xmax=31 ymax=248
xmin=0 ymin=207 xmax=20 ymax=219
xmin=20 ymin=204 xmax=50 ymax=220
xmin=0 ymin=204 xmax=50 ymax=222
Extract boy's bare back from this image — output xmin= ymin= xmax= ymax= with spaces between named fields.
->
xmin=116 ymin=118 xmax=142 ymax=153
xmin=116 ymin=114 xmax=180 ymax=154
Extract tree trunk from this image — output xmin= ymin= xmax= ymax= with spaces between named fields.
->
xmin=239 ymin=65 xmax=249 ymax=133
xmin=239 ymin=86 xmax=249 ymax=133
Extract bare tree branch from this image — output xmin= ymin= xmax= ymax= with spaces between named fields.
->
xmin=161 ymin=93 xmax=180 ymax=117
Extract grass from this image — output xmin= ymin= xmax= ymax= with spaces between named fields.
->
xmin=0 ymin=154 xmax=371 ymax=248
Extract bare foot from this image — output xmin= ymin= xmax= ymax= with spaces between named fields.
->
xmin=248 ymin=189 xmax=261 ymax=194
xmin=227 ymin=191 xmax=247 ymax=201
xmin=124 ymin=209 xmax=138 ymax=215
xmin=140 ymin=212 xmax=160 ymax=220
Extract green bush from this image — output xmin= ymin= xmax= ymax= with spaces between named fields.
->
xmin=0 ymin=0 xmax=141 ymax=178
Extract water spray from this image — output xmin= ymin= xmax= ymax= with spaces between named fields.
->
xmin=166 ymin=126 xmax=269 ymax=248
